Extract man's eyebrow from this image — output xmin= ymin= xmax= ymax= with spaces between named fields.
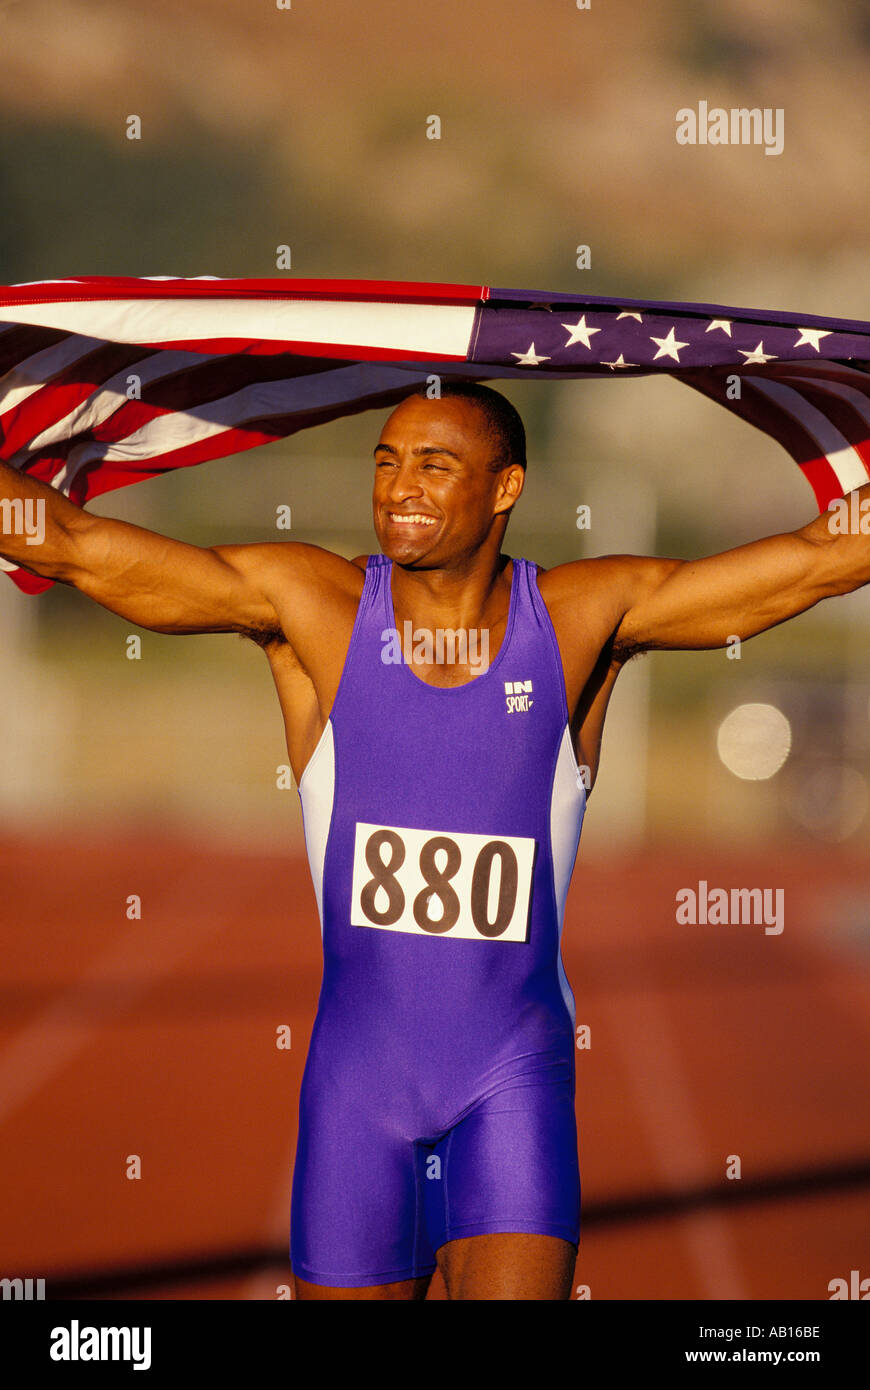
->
xmin=373 ymin=442 xmax=462 ymax=460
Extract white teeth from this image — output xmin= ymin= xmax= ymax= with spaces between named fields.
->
xmin=391 ymin=513 xmax=435 ymax=525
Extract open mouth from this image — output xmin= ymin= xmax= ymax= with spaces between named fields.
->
xmin=386 ymin=512 xmax=438 ymax=528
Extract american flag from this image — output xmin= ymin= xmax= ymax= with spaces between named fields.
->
xmin=2 ymin=275 xmax=870 ymax=594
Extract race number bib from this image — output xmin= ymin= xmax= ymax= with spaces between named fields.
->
xmin=350 ymin=822 xmax=535 ymax=942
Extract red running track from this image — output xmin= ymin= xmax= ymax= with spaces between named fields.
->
xmin=0 ymin=830 xmax=868 ymax=1300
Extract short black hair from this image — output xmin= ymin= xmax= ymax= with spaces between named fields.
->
xmin=408 ymin=381 xmax=527 ymax=471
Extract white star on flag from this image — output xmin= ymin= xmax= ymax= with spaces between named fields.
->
xmin=794 ymin=328 xmax=832 ymax=351
xmin=616 ymin=311 xmax=643 ymax=322
xmin=706 ymin=319 xmax=733 ymax=336
xmin=601 ymin=355 xmax=638 ymax=369
xmin=561 ymin=316 xmax=601 ymax=349
xmin=650 ymin=327 xmax=689 ymax=362
xmin=738 ymin=341 xmax=778 ymax=365
xmin=511 ymin=343 xmax=551 ymax=366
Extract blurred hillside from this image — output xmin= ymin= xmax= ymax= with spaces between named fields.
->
xmin=2 ymin=0 xmax=869 ymax=297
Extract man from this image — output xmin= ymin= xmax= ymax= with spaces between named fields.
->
xmin=1 ymin=382 xmax=867 ymax=1300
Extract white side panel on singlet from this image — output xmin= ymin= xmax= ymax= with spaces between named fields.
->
xmin=549 ymin=724 xmax=587 ymax=1030
xmin=299 ymin=716 xmax=585 ymax=979
xmin=297 ymin=720 xmax=337 ymax=935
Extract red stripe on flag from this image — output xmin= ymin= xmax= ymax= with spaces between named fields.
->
xmin=5 ymin=567 xmax=54 ymax=595
xmin=0 ymin=344 xmax=156 ymax=458
xmin=82 ymin=355 xmax=349 ymax=446
xmin=0 ymin=278 xmax=487 ymax=307
xmin=798 ymin=456 xmax=851 ymax=511
xmin=56 ymin=380 xmax=433 ymax=507
xmin=129 ymin=337 xmax=470 ymax=362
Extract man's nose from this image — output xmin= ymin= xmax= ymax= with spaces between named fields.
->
xmin=385 ymin=464 xmax=425 ymax=500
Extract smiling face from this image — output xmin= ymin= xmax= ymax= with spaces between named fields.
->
xmin=372 ymin=394 xmax=524 ymax=568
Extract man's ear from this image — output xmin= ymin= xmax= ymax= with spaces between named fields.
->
xmin=494 ymin=464 xmax=525 ymax=514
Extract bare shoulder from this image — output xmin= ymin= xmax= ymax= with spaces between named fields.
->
xmin=536 ymin=554 xmax=639 ymax=610
xmin=212 ymin=539 xmax=365 ymax=647
xmin=539 ymin=553 xmax=681 ymax=598
xmin=213 ymin=538 xmax=362 ymax=589
xmin=535 ymin=554 xmax=685 ymax=668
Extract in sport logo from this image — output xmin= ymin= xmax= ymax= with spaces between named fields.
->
xmin=350 ymin=822 xmax=535 ymax=941
xmin=505 ymin=679 xmax=533 ymax=713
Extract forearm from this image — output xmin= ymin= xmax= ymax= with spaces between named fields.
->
xmin=0 ymin=458 xmax=86 ymax=581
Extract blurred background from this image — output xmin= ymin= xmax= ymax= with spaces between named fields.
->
xmin=1 ymin=0 xmax=869 ymax=1300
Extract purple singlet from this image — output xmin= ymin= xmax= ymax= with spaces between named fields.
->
xmin=290 ymin=555 xmax=586 ymax=1287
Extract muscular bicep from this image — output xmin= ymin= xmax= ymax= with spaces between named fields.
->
xmin=65 ymin=513 xmax=283 ymax=636
xmin=613 ymin=528 xmax=830 ymax=655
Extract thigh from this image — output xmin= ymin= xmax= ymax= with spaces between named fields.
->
xmin=293 ymin=1273 xmax=432 ymax=1301
xmin=438 ymin=1232 xmax=576 ymax=1300
xmin=424 ymin=1074 xmax=581 ymax=1257
xmin=290 ymin=1079 xmax=437 ymax=1290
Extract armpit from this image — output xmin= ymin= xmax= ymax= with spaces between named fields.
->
xmin=238 ymin=623 xmax=287 ymax=650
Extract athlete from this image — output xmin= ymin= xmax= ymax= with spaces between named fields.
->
xmin=1 ymin=382 xmax=868 ymax=1300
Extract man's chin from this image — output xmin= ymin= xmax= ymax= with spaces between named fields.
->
xmin=381 ymin=545 xmax=429 ymax=567
xmin=377 ymin=532 xmax=436 ymax=565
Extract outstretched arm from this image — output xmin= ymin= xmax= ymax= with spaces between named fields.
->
xmin=0 ymin=458 xmax=283 ymax=637
xmin=609 ymin=482 xmax=870 ymax=656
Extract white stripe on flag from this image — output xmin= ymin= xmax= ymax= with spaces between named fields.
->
xmin=0 ymin=335 xmax=109 ymax=418
xmin=749 ymin=377 xmax=870 ymax=494
xmin=785 ymin=373 xmax=870 ymax=436
xmin=15 ymin=350 xmax=209 ymax=458
xmin=0 ymin=298 xmax=476 ymax=358
xmin=18 ymin=363 xmax=431 ymax=495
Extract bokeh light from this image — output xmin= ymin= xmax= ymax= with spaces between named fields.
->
xmin=716 ymin=702 xmax=792 ymax=780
